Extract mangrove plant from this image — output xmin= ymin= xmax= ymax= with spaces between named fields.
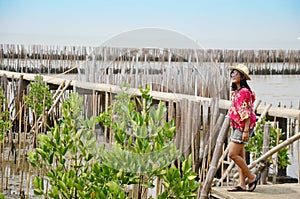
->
xmin=28 ymin=86 xmax=199 ymax=198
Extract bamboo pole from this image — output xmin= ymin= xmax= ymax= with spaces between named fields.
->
xmin=185 ymin=99 xmax=193 ymax=159
xmin=234 ymin=130 xmax=300 ymax=179
xmin=104 ymin=92 xmax=109 ymax=139
xmin=202 ymin=100 xmax=210 ymax=176
xmin=272 ymin=127 xmax=280 ymax=184
xmin=109 ymin=89 xmax=113 ymax=145
xmin=218 ymin=160 xmax=234 ymax=186
xmin=48 ymin=80 xmax=71 ymax=113
xmin=0 ymin=126 xmax=5 ymax=193
xmin=200 ymin=114 xmax=225 ymax=161
xmin=52 ymin=80 xmax=66 ymax=99
xmin=261 ymin=123 xmax=270 ymax=184
xmin=175 ymin=100 xmax=182 ymax=170
xmin=155 ymin=177 xmax=162 ymax=197
xmin=17 ymin=99 xmax=23 ymax=170
xmin=191 ymin=102 xmax=196 ymax=171
xmin=183 ymin=99 xmax=189 ymax=158
xmin=200 ymin=117 xmax=230 ymax=199
xmin=257 ymin=104 xmax=272 ymax=123
xmin=19 ymin=101 xmax=27 ymax=196
xmin=298 ymin=114 xmax=300 ymax=184
xmin=221 ymin=144 xmax=225 ymax=187
xmin=29 ymin=80 xmax=71 ymax=132
xmin=6 ymin=128 xmax=13 ymax=190
xmin=194 ymin=101 xmax=202 ymax=173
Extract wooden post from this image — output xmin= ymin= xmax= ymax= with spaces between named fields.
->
xmin=261 ymin=123 xmax=270 ymax=184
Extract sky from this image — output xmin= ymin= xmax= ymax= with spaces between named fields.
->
xmin=0 ymin=0 xmax=300 ymax=49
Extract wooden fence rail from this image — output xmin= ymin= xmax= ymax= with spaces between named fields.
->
xmin=0 ymin=70 xmax=300 ymax=198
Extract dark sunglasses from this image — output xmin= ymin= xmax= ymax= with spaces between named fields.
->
xmin=230 ymin=70 xmax=239 ymax=77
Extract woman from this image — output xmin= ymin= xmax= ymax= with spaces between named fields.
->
xmin=227 ymin=64 xmax=259 ymax=192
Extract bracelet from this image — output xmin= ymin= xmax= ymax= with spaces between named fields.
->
xmin=243 ymin=131 xmax=249 ymax=133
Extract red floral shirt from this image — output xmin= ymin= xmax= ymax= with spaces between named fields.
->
xmin=228 ymin=88 xmax=256 ymax=131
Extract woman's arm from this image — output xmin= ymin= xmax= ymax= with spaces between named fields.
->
xmin=242 ymin=118 xmax=250 ymax=142
xmin=244 ymin=118 xmax=250 ymax=131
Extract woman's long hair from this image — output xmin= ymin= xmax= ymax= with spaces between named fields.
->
xmin=231 ymin=72 xmax=252 ymax=92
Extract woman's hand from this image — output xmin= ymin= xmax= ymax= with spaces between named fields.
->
xmin=242 ymin=131 xmax=249 ymax=142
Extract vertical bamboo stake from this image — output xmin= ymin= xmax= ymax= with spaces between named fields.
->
xmin=201 ymin=100 xmax=209 ymax=180
xmin=194 ymin=101 xmax=202 ymax=173
xmin=132 ymin=184 xmax=139 ymax=199
xmin=180 ymin=99 xmax=186 ymax=158
xmin=155 ymin=177 xmax=162 ymax=197
xmin=191 ymin=102 xmax=196 ymax=171
xmin=199 ymin=101 xmax=204 ymax=161
xmin=261 ymin=123 xmax=270 ymax=184
xmin=104 ymin=92 xmax=109 ymax=139
xmin=183 ymin=99 xmax=190 ymax=159
xmin=207 ymin=99 xmax=216 ymax=169
xmin=20 ymin=101 xmax=27 ymax=196
xmin=0 ymin=126 xmax=5 ymax=193
xmin=17 ymin=101 xmax=22 ymax=170
xmin=185 ymin=99 xmax=193 ymax=159
xmin=272 ymin=126 xmax=280 ymax=184
xmin=6 ymin=129 xmax=13 ymax=190
xmin=298 ymin=114 xmax=300 ymax=184
xmin=27 ymin=104 xmax=38 ymax=198
xmin=175 ymin=101 xmax=182 ymax=170
xmin=26 ymin=157 xmax=32 ymax=197
xmin=109 ymin=90 xmax=113 ymax=145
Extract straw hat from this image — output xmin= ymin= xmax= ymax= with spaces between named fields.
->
xmin=229 ymin=64 xmax=251 ymax=80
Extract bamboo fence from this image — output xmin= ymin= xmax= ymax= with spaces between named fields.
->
xmin=1 ymin=71 xmax=300 ymax=198
xmin=1 ymin=44 xmax=300 ymax=76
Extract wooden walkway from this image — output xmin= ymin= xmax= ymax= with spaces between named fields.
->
xmin=211 ymin=183 xmax=300 ymax=199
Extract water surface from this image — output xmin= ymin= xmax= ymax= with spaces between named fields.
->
xmin=249 ymin=75 xmax=300 ymax=109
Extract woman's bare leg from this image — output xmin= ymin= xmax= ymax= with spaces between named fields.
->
xmin=229 ymin=141 xmax=256 ymax=187
xmin=237 ymin=146 xmax=246 ymax=188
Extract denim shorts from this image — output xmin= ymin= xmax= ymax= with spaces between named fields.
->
xmin=230 ymin=128 xmax=254 ymax=144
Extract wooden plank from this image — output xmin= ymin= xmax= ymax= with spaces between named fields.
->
xmin=211 ymin=183 xmax=300 ymax=199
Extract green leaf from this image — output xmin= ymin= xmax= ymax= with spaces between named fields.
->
xmin=137 ymin=139 xmax=143 ymax=151
xmin=163 ymin=181 xmax=170 ymax=188
xmin=74 ymin=183 xmax=84 ymax=191
xmin=85 ymin=153 xmax=93 ymax=161
xmin=35 ymin=148 xmax=47 ymax=159
xmin=187 ymin=175 xmax=197 ymax=180
xmin=106 ymin=181 xmax=119 ymax=193
xmin=143 ymin=182 xmax=155 ymax=188
xmin=33 ymin=176 xmax=41 ymax=189
xmin=57 ymin=180 xmax=68 ymax=194
xmin=34 ymin=189 xmax=44 ymax=196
